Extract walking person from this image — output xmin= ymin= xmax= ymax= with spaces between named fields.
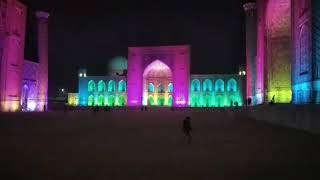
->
xmin=182 ymin=116 xmax=192 ymax=144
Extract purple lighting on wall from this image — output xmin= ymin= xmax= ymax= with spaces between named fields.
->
xmin=127 ymin=45 xmax=190 ymax=107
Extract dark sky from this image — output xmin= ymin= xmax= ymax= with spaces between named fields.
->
xmin=22 ymin=0 xmax=255 ymax=96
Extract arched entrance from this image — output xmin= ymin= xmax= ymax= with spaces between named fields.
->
xmin=157 ymin=96 xmax=165 ymax=106
xmin=203 ymin=95 xmax=211 ymax=107
xmin=98 ymin=95 xmax=105 ymax=106
xmin=118 ymin=95 xmax=126 ymax=106
xmin=216 ymin=95 xmax=224 ymax=107
xmin=88 ymin=95 xmax=95 ymax=106
xmin=21 ymin=84 xmax=29 ymax=111
xmin=143 ymin=60 xmax=173 ymax=106
xmin=191 ymin=95 xmax=200 ymax=107
xmin=108 ymin=95 xmax=115 ymax=106
xmin=168 ymin=95 xmax=173 ymax=107
xmin=148 ymin=96 xmax=155 ymax=106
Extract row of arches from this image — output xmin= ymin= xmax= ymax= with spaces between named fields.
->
xmin=190 ymin=95 xmax=242 ymax=107
xmin=148 ymin=83 xmax=173 ymax=93
xmin=88 ymin=80 xmax=126 ymax=93
xmin=147 ymin=95 xmax=173 ymax=106
xmin=191 ymin=79 xmax=237 ymax=92
xmin=87 ymin=95 xmax=126 ymax=106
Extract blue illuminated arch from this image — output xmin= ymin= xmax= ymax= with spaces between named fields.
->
xmin=215 ymin=79 xmax=224 ymax=92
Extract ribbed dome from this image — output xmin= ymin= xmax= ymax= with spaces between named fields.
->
xmin=108 ymin=56 xmax=128 ymax=75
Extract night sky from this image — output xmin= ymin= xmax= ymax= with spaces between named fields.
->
xmin=22 ymin=0 xmax=255 ymax=96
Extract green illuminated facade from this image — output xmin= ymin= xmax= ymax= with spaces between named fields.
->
xmin=72 ymin=73 xmax=245 ymax=108
xmin=190 ymin=75 xmax=244 ymax=107
xmin=72 ymin=56 xmax=245 ymax=108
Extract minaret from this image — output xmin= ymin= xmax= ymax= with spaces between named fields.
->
xmin=36 ymin=11 xmax=49 ymax=111
xmin=243 ymin=2 xmax=257 ymax=105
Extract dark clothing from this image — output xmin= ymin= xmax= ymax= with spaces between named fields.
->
xmin=183 ymin=119 xmax=192 ymax=133
xmin=182 ymin=118 xmax=192 ymax=144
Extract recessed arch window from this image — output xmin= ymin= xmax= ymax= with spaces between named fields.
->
xmin=148 ymin=83 xmax=155 ymax=93
xmin=191 ymin=95 xmax=200 ymax=107
xmin=118 ymin=95 xmax=126 ymax=106
xmin=157 ymin=96 xmax=165 ymax=106
xmin=191 ymin=79 xmax=201 ymax=92
xmin=168 ymin=83 xmax=173 ymax=93
xmin=299 ymin=25 xmax=310 ymax=74
xmin=215 ymin=79 xmax=224 ymax=92
xmin=158 ymin=83 xmax=164 ymax=93
xmin=88 ymin=80 xmax=96 ymax=92
xmin=88 ymin=95 xmax=95 ymax=106
xmin=203 ymin=95 xmax=211 ymax=107
xmin=227 ymin=79 xmax=237 ymax=92
xmin=108 ymin=95 xmax=115 ymax=106
xmin=148 ymin=96 xmax=155 ymax=106
xmin=203 ymin=79 xmax=213 ymax=92
xmin=216 ymin=95 xmax=224 ymax=107
xmin=98 ymin=80 xmax=106 ymax=92
xmin=118 ymin=80 xmax=127 ymax=92
xmin=98 ymin=95 xmax=105 ymax=106
xmin=108 ymin=80 xmax=116 ymax=92
xmin=168 ymin=95 xmax=173 ymax=106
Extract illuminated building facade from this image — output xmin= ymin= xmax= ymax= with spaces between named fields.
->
xmin=0 ymin=0 xmax=49 ymax=112
xmin=74 ymin=45 xmax=245 ymax=108
xmin=246 ymin=0 xmax=320 ymax=105
xmin=190 ymin=75 xmax=244 ymax=107
xmin=78 ymin=74 xmax=127 ymax=107
xmin=21 ymin=60 xmax=40 ymax=111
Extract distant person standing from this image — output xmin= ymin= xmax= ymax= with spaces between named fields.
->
xmin=182 ymin=116 xmax=192 ymax=144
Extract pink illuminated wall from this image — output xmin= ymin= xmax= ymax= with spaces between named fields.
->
xmin=256 ymin=0 xmax=292 ymax=104
xmin=127 ymin=45 xmax=190 ymax=107
xmin=265 ymin=0 xmax=292 ymax=103
xmin=0 ymin=0 xmax=27 ymax=112
xmin=256 ymin=0 xmax=266 ymax=104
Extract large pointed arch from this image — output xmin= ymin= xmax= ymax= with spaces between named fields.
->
xmin=142 ymin=60 xmax=173 ymax=106
xmin=142 ymin=60 xmax=172 ymax=77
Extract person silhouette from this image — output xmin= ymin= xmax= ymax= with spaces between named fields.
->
xmin=182 ymin=116 xmax=192 ymax=144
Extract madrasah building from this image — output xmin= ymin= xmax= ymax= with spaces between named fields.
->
xmin=1 ymin=0 xmax=320 ymax=112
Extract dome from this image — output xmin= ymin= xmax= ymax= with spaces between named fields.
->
xmin=108 ymin=56 xmax=128 ymax=75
